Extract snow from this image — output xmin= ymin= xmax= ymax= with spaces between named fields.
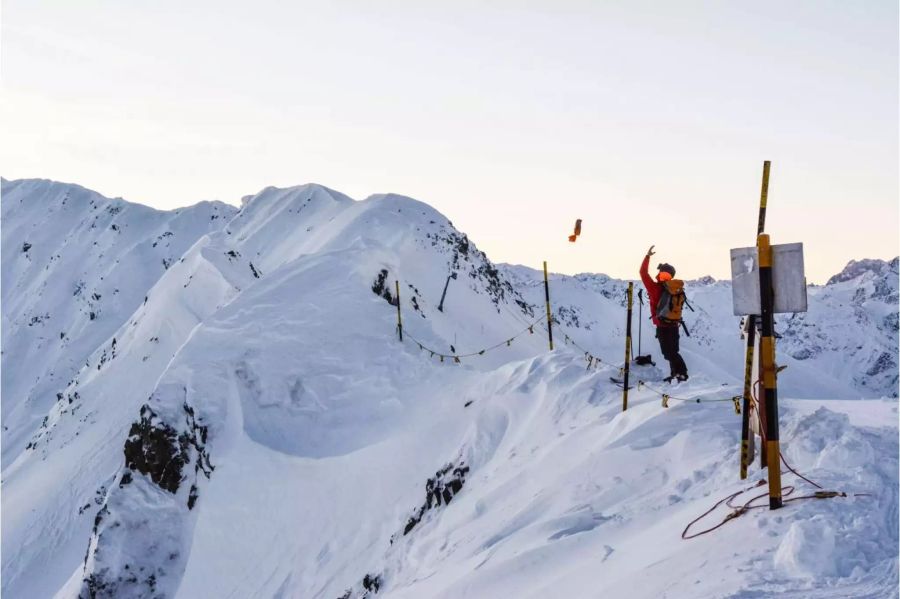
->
xmin=774 ymin=516 xmax=838 ymax=579
xmin=1 ymin=178 xmax=236 ymax=466
xmin=2 ymin=178 xmax=897 ymax=598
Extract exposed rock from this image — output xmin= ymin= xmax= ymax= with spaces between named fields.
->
xmin=123 ymin=405 xmax=191 ymax=494
xmin=371 ymin=269 xmax=395 ymax=305
xmin=402 ymin=461 xmax=469 ymax=536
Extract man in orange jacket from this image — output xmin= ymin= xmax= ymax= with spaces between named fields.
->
xmin=640 ymin=245 xmax=688 ymax=382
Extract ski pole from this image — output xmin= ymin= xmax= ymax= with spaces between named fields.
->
xmin=622 ymin=282 xmax=634 ymax=411
xmin=637 ymin=288 xmax=644 ymax=356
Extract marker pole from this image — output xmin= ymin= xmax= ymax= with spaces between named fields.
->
xmin=741 ymin=160 xmax=770 ymax=479
xmin=395 ymin=280 xmax=403 ymax=342
xmin=543 ymin=261 xmax=554 ymax=350
xmin=758 ymin=234 xmax=782 ymax=509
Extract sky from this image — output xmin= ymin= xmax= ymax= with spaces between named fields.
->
xmin=2 ymin=1 xmax=897 ymax=282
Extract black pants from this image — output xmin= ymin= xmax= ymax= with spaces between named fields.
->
xmin=656 ymin=325 xmax=687 ymax=377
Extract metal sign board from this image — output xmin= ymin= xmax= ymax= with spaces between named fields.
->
xmin=730 ymin=242 xmax=807 ymax=315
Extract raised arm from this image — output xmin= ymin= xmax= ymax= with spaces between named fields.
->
xmin=639 ymin=246 xmax=655 ymax=291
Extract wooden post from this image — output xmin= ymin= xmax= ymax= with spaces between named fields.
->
xmin=543 ymin=261 xmax=553 ymax=350
xmin=741 ymin=160 xmax=770 ymax=479
xmin=395 ymin=280 xmax=403 ymax=342
xmin=758 ymin=234 xmax=782 ymax=509
xmin=622 ymin=282 xmax=634 ymax=411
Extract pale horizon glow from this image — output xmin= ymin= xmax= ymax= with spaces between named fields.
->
xmin=2 ymin=1 xmax=897 ymax=283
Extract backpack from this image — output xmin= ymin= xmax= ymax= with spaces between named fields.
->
xmin=656 ymin=279 xmax=688 ymax=327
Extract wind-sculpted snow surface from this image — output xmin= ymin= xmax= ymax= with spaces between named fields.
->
xmin=67 ymin=192 xmax=544 ymax=596
xmin=370 ymin=359 xmax=898 ymax=599
xmin=1 ymin=178 xmax=897 ymax=599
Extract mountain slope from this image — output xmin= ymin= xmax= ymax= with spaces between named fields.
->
xmin=2 ymin=182 xmax=542 ymax=599
xmin=1 ymin=178 xmax=237 ymax=464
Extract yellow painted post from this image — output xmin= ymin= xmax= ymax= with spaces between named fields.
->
xmin=622 ymin=282 xmax=634 ymax=411
xmin=758 ymin=234 xmax=782 ymax=509
xmin=741 ymin=160 xmax=770 ymax=479
xmin=395 ymin=280 xmax=403 ymax=342
xmin=543 ymin=261 xmax=554 ymax=350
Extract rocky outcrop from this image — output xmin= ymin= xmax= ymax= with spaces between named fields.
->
xmin=401 ymin=461 xmax=470 ymax=537
xmin=79 ymin=387 xmax=212 ymax=599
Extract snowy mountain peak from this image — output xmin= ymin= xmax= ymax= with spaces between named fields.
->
xmin=238 ymin=182 xmax=355 ymax=209
xmin=826 ymin=256 xmax=899 ymax=285
xmin=689 ymin=275 xmax=718 ymax=285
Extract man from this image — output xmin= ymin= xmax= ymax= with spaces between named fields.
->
xmin=639 ymin=245 xmax=689 ymax=382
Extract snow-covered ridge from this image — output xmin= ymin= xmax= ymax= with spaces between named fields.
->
xmin=2 ymin=177 xmax=542 ymax=598
xmin=498 ymin=259 xmax=899 ymax=399
xmin=2 ymin=178 xmax=897 ymax=599
xmin=827 ymin=257 xmax=899 ymax=286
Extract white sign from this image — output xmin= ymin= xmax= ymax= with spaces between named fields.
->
xmin=730 ymin=242 xmax=808 ymax=315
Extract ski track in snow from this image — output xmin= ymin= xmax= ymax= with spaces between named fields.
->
xmin=1 ymin=178 xmax=897 ymax=599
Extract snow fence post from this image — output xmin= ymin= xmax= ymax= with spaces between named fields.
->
xmin=543 ymin=261 xmax=553 ymax=350
xmin=758 ymin=233 xmax=783 ymax=510
xmin=395 ymin=279 xmax=403 ymax=342
xmin=741 ymin=160 xmax=771 ymax=479
xmin=622 ymin=282 xmax=634 ymax=412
